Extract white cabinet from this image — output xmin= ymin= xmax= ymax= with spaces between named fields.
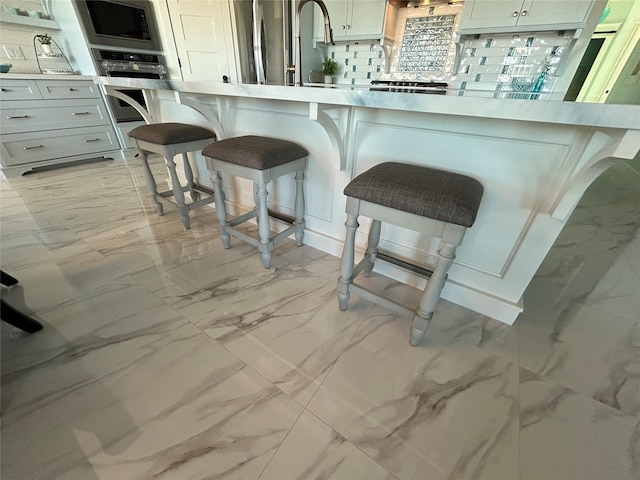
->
xmin=0 ymin=78 xmax=120 ymax=176
xmin=314 ymin=0 xmax=387 ymax=41
xmin=460 ymin=0 xmax=596 ymax=33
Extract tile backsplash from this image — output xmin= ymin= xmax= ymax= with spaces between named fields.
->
xmin=452 ymin=31 xmax=573 ymax=99
xmin=328 ymin=42 xmax=386 ymax=85
xmin=326 ymin=3 xmax=576 ymax=100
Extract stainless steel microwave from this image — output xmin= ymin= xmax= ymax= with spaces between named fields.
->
xmin=75 ymin=0 xmax=162 ymax=52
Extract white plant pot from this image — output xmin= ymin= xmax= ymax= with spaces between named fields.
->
xmin=41 ymin=44 xmax=53 ymax=54
xmin=324 ymin=75 xmax=333 ymax=84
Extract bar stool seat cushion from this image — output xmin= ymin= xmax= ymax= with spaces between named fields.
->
xmin=344 ymin=162 xmax=483 ymax=227
xmin=202 ymin=135 xmax=308 ymax=170
xmin=129 ymin=122 xmax=215 ymax=145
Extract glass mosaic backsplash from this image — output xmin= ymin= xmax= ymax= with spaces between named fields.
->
xmin=398 ymin=15 xmax=456 ymax=73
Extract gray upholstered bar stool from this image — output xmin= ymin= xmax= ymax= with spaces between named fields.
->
xmin=202 ymin=136 xmax=308 ymax=268
xmin=128 ymin=122 xmax=216 ymax=229
xmin=337 ymin=162 xmax=483 ymax=346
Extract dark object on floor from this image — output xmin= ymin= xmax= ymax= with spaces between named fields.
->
xmin=1 ymin=270 xmax=43 ymax=333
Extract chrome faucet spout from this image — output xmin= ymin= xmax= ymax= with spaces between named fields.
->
xmin=294 ymin=0 xmax=333 ymax=87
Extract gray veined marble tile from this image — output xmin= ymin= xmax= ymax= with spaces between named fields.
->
xmin=2 ymin=325 xmax=303 ymax=480
xmin=519 ymin=368 xmax=640 ymax=480
xmin=82 ymin=208 xmax=220 ymax=277
xmin=0 ymin=250 xmax=135 ymax=315
xmin=307 ymin=307 xmax=520 ymax=480
xmin=623 ymin=232 xmax=640 ymax=279
xmin=517 ymin=291 xmax=640 ymax=418
xmin=260 ymin=410 xmax=399 ymax=480
xmin=360 ymin=275 xmax=520 ymax=363
xmin=274 ymin=241 xmax=343 ymax=280
xmin=212 ymin=272 xmax=377 ymax=405
xmin=1 ymin=284 xmax=191 ymax=462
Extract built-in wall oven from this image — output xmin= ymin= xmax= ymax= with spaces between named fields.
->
xmin=93 ymin=49 xmax=166 ymax=122
xmin=75 ymin=1 xmax=167 ymax=123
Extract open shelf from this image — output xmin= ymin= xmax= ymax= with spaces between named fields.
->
xmin=0 ymin=12 xmax=60 ymax=30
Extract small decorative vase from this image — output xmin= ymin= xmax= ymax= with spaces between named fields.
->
xmin=324 ymin=75 xmax=333 ymax=84
xmin=41 ymin=44 xmax=53 ymax=54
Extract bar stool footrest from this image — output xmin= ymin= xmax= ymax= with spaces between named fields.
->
xmin=349 ymin=281 xmax=415 ymax=318
xmin=228 ymin=210 xmax=258 ymax=227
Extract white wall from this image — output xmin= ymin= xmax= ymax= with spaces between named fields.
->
xmin=0 ymin=0 xmax=94 ymax=74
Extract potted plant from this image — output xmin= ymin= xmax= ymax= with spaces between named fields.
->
xmin=36 ymin=34 xmax=53 ymax=54
xmin=322 ymin=58 xmax=338 ymax=84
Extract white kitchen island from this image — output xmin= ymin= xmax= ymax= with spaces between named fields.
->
xmin=95 ymin=76 xmax=640 ymax=324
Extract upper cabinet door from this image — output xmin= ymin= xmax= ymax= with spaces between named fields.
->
xmin=314 ymin=0 xmax=386 ymax=41
xmin=460 ymin=0 xmax=595 ymax=33
xmin=166 ymin=0 xmax=235 ymax=82
xmin=347 ymin=0 xmax=387 ymax=38
xmin=516 ymin=0 xmax=592 ymax=27
xmin=460 ymin=0 xmax=525 ymax=30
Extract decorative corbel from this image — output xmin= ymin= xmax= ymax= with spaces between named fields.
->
xmin=101 ymin=85 xmax=152 ymax=124
xmin=308 ymin=102 xmax=352 ymax=171
xmin=551 ymin=129 xmax=640 ymax=220
xmin=174 ymin=92 xmax=228 ymax=140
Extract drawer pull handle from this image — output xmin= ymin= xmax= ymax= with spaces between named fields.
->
xmin=24 ymin=145 xmax=44 ymax=150
xmin=72 ymin=112 xmax=90 ymax=115
xmin=69 ymin=88 xmax=78 ymax=91
xmin=7 ymin=115 xmax=30 ymax=119
xmin=83 ymin=138 xmax=101 ymax=143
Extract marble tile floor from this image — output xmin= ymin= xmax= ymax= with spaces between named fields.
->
xmin=1 ymin=155 xmax=638 ymax=480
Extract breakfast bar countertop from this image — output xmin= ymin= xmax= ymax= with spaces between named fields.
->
xmin=94 ymin=76 xmax=640 ymax=130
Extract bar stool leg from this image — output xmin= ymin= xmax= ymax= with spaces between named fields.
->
xmin=140 ymin=151 xmax=164 ymax=216
xmin=182 ymin=153 xmax=199 ymax=202
xmin=364 ymin=219 xmax=381 ymax=277
xmin=337 ymin=212 xmax=359 ymax=310
xmin=256 ymin=181 xmax=272 ymax=268
xmin=211 ymin=170 xmax=230 ymax=248
xmin=410 ymin=242 xmax=457 ymax=346
xmin=165 ymin=155 xmax=190 ymax=229
xmin=294 ymin=169 xmax=305 ymax=246
xmin=252 ymin=183 xmax=260 ymax=213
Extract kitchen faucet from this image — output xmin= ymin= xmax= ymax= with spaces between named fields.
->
xmin=292 ymin=0 xmax=334 ymax=86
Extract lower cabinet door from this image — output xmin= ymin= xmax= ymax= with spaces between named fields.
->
xmin=1 ymin=126 xmax=119 ymax=167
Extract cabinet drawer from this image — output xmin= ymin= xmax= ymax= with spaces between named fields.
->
xmin=1 ymin=99 xmax=112 ymax=135
xmin=37 ymin=80 xmax=101 ymax=99
xmin=1 ymin=126 xmax=119 ymax=167
xmin=0 ymin=80 xmax=43 ymax=100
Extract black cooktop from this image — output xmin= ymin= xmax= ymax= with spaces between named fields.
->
xmin=370 ymin=80 xmax=448 ymax=94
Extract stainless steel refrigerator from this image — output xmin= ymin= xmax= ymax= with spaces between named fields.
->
xmin=233 ymin=0 xmax=293 ymax=85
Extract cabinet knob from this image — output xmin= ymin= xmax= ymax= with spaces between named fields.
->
xmin=7 ymin=115 xmax=30 ymax=119
xmin=23 ymin=145 xmax=43 ymax=150
xmin=521 ymin=10 xmax=527 ymax=16
xmin=512 ymin=11 xmax=518 ymax=16
xmin=341 ymin=25 xmax=346 ymax=29
xmin=346 ymin=25 xmax=351 ymax=29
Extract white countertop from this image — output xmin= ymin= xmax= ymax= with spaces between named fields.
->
xmin=1 ymin=73 xmax=95 ymax=81
xmin=94 ymin=76 xmax=640 ymax=130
